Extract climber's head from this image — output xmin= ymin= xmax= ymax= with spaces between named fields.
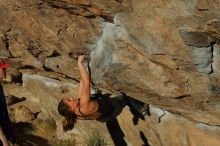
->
xmin=58 ymin=98 xmax=78 ymax=131
xmin=0 ymin=58 xmax=10 ymax=79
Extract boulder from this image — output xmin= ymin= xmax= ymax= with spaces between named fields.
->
xmin=14 ymin=105 xmax=36 ymax=123
xmin=0 ymin=0 xmax=220 ymax=145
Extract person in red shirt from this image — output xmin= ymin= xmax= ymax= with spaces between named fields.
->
xmin=0 ymin=58 xmax=15 ymax=146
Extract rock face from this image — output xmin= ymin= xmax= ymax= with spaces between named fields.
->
xmin=1 ymin=0 xmax=220 ymax=146
xmin=118 ymin=106 xmax=220 ymax=146
xmin=14 ymin=105 xmax=36 ymax=123
xmin=91 ymin=0 xmax=220 ymax=126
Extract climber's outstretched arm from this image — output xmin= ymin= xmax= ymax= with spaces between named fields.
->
xmin=78 ymin=79 xmax=83 ymax=98
xmin=78 ymin=55 xmax=90 ymax=106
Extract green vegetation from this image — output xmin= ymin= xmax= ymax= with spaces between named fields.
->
xmin=53 ymin=139 xmax=76 ymax=146
xmin=83 ymin=128 xmax=108 ymax=146
xmin=33 ymin=118 xmax=57 ymax=133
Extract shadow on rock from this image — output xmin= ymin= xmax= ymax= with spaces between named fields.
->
xmin=140 ymin=131 xmax=151 ymax=146
xmin=106 ymin=118 xmax=127 ymax=146
xmin=6 ymin=95 xmax=26 ymax=106
xmin=13 ymin=122 xmax=52 ymax=146
xmin=122 ymin=93 xmax=151 ymax=125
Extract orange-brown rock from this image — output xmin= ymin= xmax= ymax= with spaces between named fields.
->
xmin=1 ymin=0 xmax=220 ymax=146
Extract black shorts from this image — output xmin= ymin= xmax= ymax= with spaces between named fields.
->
xmin=96 ymin=95 xmax=126 ymax=122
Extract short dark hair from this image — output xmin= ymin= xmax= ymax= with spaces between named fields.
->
xmin=58 ymin=99 xmax=77 ymax=131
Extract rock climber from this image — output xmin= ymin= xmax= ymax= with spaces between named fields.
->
xmin=0 ymin=58 xmax=16 ymax=146
xmin=58 ymin=55 xmax=126 ymax=131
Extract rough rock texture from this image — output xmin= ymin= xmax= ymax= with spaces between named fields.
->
xmin=1 ymin=0 xmax=220 ymax=146
xmin=118 ymin=106 xmax=220 ymax=146
xmin=14 ymin=105 xmax=36 ymax=123
xmin=90 ymin=0 xmax=220 ymax=125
